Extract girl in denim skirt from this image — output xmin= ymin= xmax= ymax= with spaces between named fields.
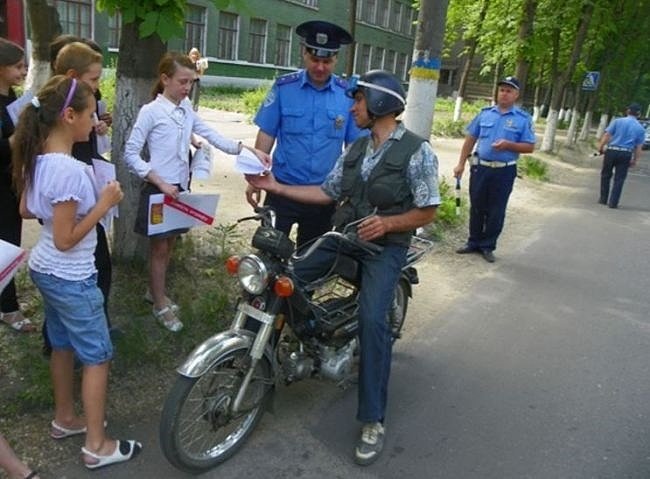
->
xmin=12 ymin=75 xmax=141 ymax=470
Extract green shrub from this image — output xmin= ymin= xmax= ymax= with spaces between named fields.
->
xmin=518 ymin=155 xmax=549 ymax=181
xmin=432 ymin=118 xmax=466 ymax=138
xmin=242 ymin=86 xmax=270 ymax=117
xmin=424 ymin=176 xmax=466 ymax=240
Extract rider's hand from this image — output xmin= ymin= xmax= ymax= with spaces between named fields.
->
xmin=246 ymin=184 xmax=261 ymax=208
xmin=357 ymin=215 xmax=387 ymax=242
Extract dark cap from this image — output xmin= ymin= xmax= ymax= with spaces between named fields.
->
xmin=627 ymin=103 xmax=641 ymax=114
xmin=296 ymin=20 xmax=353 ymax=58
xmin=497 ymin=76 xmax=520 ymax=90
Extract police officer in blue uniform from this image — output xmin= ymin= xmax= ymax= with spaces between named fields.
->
xmin=247 ymin=20 xmax=366 ymax=247
xmin=453 ymin=76 xmax=536 ymax=262
xmin=597 ymin=103 xmax=646 ymax=209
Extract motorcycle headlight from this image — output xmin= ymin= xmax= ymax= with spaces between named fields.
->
xmin=238 ymin=255 xmax=269 ymax=295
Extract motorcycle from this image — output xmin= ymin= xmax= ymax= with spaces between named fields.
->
xmin=159 ymin=195 xmax=433 ymax=474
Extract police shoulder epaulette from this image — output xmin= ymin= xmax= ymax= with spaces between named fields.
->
xmin=276 ymin=72 xmax=300 ymax=87
xmin=514 ymin=107 xmax=532 ymax=118
xmin=333 ymin=76 xmax=348 ymax=89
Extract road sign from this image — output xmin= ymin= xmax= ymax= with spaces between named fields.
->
xmin=582 ymin=71 xmax=600 ymax=91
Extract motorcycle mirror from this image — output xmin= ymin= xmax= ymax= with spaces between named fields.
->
xmin=367 ymin=183 xmax=396 ymax=210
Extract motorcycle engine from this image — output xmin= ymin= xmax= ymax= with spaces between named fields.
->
xmin=318 ymin=339 xmax=356 ymax=382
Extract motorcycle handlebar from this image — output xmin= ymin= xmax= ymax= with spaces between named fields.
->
xmin=291 ymin=230 xmax=383 ymax=262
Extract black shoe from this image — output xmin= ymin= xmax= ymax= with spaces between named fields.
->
xmin=456 ymin=245 xmax=478 ymax=254
xmin=598 ymin=200 xmax=607 ymax=205
xmin=481 ymin=250 xmax=496 ymax=263
xmin=608 ymin=204 xmax=618 ymax=209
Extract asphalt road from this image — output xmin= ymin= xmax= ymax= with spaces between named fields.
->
xmin=50 ymin=128 xmax=650 ymax=478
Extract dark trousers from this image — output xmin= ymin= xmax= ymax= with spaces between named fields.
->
xmin=264 ymin=192 xmax=335 ymax=248
xmin=467 ymin=164 xmax=517 ymax=252
xmin=600 ymin=150 xmax=632 ymax=208
xmin=293 ymin=237 xmax=407 ymax=423
xmin=42 ymin=224 xmax=112 ymax=352
xmin=0 ymin=195 xmax=22 ymax=313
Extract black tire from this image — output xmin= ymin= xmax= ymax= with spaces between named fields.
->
xmin=389 ymin=279 xmax=409 ymax=342
xmin=159 ymin=346 xmax=272 ymax=474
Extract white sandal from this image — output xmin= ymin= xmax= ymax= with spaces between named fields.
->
xmin=82 ymin=439 xmax=142 ymax=470
xmin=143 ymin=290 xmax=179 ymax=312
xmin=152 ymin=306 xmax=183 ymax=332
xmin=0 ymin=311 xmax=37 ymax=333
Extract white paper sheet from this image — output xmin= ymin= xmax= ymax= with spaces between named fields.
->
xmin=0 ymin=239 xmax=26 ymax=294
xmin=147 ymin=192 xmax=220 ymax=235
xmin=6 ymin=91 xmax=34 ymax=125
xmin=235 ymin=148 xmax=269 ymax=175
xmin=91 ymin=159 xmax=118 ymax=230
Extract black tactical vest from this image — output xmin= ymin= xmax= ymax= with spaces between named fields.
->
xmin=332 ymin=128 xmax=426 ymax=247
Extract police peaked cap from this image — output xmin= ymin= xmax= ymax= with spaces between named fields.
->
xmin=296 ymin=20 xmax=353 ymax=58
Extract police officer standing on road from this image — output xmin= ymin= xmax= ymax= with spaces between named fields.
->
xmin=453 ymin=76 xmax=536 ymax=263
xmin=597 ymin=103 xmax=646 ymax=209
xmin=247 ymin=20 xmax=366 ymax=247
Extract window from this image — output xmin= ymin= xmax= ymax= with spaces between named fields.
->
xmin=286 ymin=0 xmax=319 ymax=6
xmin=185 ymin=4 xmax=206 ymax=53
xmin=360 ymin=0 xmax=376 ymax=24
xmin=377 ymin=0 xmax=390 ymax=28
xmin=371 ymin=47 xmax=384 ymax=69
xmin=217 ymin=12 xmax=239 ymax=60
xmin=249 ymin=18 xmax=267 ymax=64
xmin=401 ymin=4 xmax=412 ymax=34
xmin=396 ymin=52 xmax=409 ymax=81
xmin=356 ymin=44 xmax=371 ymax=74
xmin=275 ymin=24 xmax=291 ymax=67
xmin=391 ymin=1 xmax=403 ymax=31
xmin=384 ymin=50 xmax=396 ymax=73
xmin=107 ymin=12 xmax=121 ymax=49
xmin=52 ymin=0 xmax=92 ymax=38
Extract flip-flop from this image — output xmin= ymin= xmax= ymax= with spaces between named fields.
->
xmin=0 ymin=311 xmax=37 ymax=333
xmin=51 ymin=420 xmax=86 ymax=439
xmin=24 ymin=471 xmax=39 ymax=479
xmin=82 ymin=440 xmax=142 ymax=470
xmin=51 ymin=420 xmax=107 ymax=439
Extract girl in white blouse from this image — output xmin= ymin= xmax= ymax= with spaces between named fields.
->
xmin=124 ymin=52 xmax=270 ymax=332
xmin=13 ymin=75 xmax=141 ymax=470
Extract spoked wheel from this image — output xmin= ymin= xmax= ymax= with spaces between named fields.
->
xmin=389 ymin=279 xmax=409 ymax=342
xmin=159 ymin=346 xmax=272 ymax=474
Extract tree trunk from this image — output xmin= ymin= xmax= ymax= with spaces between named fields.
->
xmin=453 ymin=0 xmax=489 ymax=122
xmin=595 ymin=113 xmax=609 ymax=141
xmin=24 ymin=0 xmax=61 ymax=91
xmin=578 ymin=94 xmax=597 ymax=141
xmin=403 ymin=0 xmax=450 ymax=139
xmin=566 ymin=84 xmax=583 ymax=145
xmin=112 ymin=22 xmax=166 ymax=261
xmin=515 ymin=0 xmax=537 ymax=100
xmin=540 ymin=0 xmax=594 ymax=152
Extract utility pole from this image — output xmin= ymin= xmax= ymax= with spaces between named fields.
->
xmin=346 ymin=0 xmax=357 ymax=77
xmin=403 ymin=0 xmax=450 ymax=139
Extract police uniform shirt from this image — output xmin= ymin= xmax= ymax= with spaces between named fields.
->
xmin=467 ymin=105 xmax=536 ymax=162
xmin=605 ymin=115 xmax=645 ymax=150
xmin=254 ymin=69 xmax=365 ymax=186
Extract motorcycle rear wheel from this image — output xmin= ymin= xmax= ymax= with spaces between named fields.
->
xmin=159 ymin=346 xmax=272 ymax=474
xmin=389 ymin=279 xmax=409 ymax=341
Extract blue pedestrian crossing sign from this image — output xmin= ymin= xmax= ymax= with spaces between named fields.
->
xmin=582 ymin=71 xmax=600 ymax=91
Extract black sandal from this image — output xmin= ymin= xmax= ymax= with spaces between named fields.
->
xmin=24 ymin=471 xmax=38 ymax=479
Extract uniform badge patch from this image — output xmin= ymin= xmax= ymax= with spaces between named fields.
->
xmin=263 ymin=89 xmax=276 ymax=107
xmin=316 ymin=33 xmax=328 ymax=45
xmin=334 ymin=115 xmax=344 ymax=129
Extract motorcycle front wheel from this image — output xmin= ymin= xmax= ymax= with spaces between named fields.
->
xmin=389 ymin=278 xmax=409 ymax=341
xmin=159 ymin=345 xmax=272 ymax=474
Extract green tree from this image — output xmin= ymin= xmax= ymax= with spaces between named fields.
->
xmin=95 ymin=0 xmax=244 ymax=260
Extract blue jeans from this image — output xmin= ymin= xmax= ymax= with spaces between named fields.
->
xmin=467 ymin=164 xmax=517 ymax=251
xmin=30 ymin=270 xmax=113 ymax=365
xmin=600 ymin=150 xmax=632 ymax=207
xmin=293 ymin=236 xmax=407 ymax=423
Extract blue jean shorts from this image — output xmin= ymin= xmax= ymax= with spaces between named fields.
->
xmin=30 ymin=270 xmax=113 ymax=365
